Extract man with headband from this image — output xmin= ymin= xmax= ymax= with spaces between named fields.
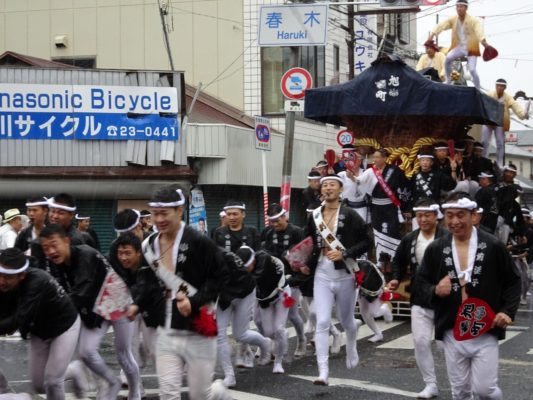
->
xmin=302 ymin=170 xmax=322 ymax=214
xmin=338 ymin=150 xmax=370 ymax=223
xmin=0 ymin=247 xmax=80 ymax=400
xmin=15 ymin=196 xmax=48 ymax=254
xmin=304 ymin=174 xmax=370 ymax=385
xmin=261 ymin=203 xmax=307 ymax=357
xmin=141 ymin=185 xmax=230 ymax=400
xmin=389 ymin=198 xmax=447 ymax=399
xmin=417 ymin=192 xmax=521 ymax=400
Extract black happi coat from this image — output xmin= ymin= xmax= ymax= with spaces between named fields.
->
xmin=495 ymin=182 xmax=525 ymax=236
xmin=47 ymin=245 xmax=108 ymax=329
xmin=475 ymin=184 xmax=499 ymax=233
xmin=463 ymin=155 xmax=494 ymax=182
xmin=252 ymin=251 xmax=287 ymax=308
xmin=14 ymin=225 xmax=35 ymax=253
xmin=416 ymin=229 xmax=521 ymax=340
xmin=143 ymin=227 xmax=229 ymax=332
xmin=410 ymin=170 xmax=456 ymax=205
xmin=0 ymin=267 xmax=78 ymax=340
xmin=302 ymin=186 xmax=322 ymax=211
xmin=304 ymin=204 xmax=370 ymax=273
xmin=391 ymin=226 xmax=448 ymax=308
xmin=217 ymin=251 xmax=256 ymax=310
xmin=213 ymin=225 xmax=261 ymax=253
xmin=107 ymin=240 xmax=165 ymax=328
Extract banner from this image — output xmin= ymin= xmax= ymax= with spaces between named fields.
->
xmin=0 ymin=84 xmax=179 ymax=140
xmin=189 ymin=188 xmax=208 ymax=236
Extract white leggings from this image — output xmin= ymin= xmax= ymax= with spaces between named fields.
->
xmin=217 ymin=289 xmax=270 ymax=376
xmin=445 ymin=47 xmax=480 ymax=89
xmin=358 ymin=295 xmax=388 ymax=336
xmin=79 ymin=318 xmax=140 ymax=399
xmin=257 ymin=288 xmax=291 ymax=364
xmin=443 ymin=330 xmax=502 ymax=400
xmin=156 ymin=328 xmax=217 ymax=400
xmin=482 ymin=125 xmax=505 ymax=166
xmin=302 ymin=296 xmax=341 ymax=338
xmin=287 ymin=288 xmax=305 ymax=342
xmin=411 ymin=305 xmax=437 ymax=386
xmin=314 ymin=274 xmax=358 ymax=365
xmin=29 ymin=317 xmax=80 ymax=400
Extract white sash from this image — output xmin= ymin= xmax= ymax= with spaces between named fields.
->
xmin=312 ymin=207 xmax=359 ymax=274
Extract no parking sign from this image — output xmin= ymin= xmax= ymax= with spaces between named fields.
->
xmin=280 ymin=68 xmax=313 ymax=100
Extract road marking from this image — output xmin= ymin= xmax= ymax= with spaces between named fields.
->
xmin=290 ymin=375 xmax=419 ymax=398
xmin=527 ymin=349 xmax=533 ymax=355
xmin=500 ymin=358 xmax=533 ymax=366
xmin=377 ymin=333 xmax=414 ymax=350
xmin=230 ymin=390 xmax=283 ymax=400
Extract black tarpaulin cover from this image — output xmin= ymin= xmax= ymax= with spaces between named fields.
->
xmin=303 ymin=56 xmax=503 ymax=141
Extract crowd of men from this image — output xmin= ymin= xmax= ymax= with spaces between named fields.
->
xmin=0 ymin=124 xmax=529 ymax=400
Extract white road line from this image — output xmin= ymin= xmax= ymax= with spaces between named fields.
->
xmin=229 ymin=390 xmax=283 ymax=400
xmin=290 ymin=375 xmax=419 ymax=398
xmin=377 ymin=333 xmax=414 ymax=350
xmin=527 ymin=348 xmax=533 ymax=355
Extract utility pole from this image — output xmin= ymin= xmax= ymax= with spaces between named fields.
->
xmin=280 ymin=47 xmax=300 ymax=217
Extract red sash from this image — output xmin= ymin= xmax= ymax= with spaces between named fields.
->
xmin=372 ymin=166 xmax=402 ymax=208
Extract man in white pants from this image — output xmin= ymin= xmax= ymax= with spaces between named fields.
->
xmin=428 ymin=0 xmax=490 ymax=89
xmin=417 ymin=192 xmax=521 ymax=400
xmin=389 ymin=199 xmax=446 ymax=398
xmin=482 ymin=78 xmax=529 ymax=166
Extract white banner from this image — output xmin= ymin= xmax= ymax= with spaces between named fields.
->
xmin=354 ymin=15 xmax=378 ymax=75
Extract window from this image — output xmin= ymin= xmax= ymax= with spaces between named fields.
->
xmin=397 ymin=13 xmax=410 ymax=44
xmin=52 ymin=57 xmax=96 ymax=68
xmin=333 ymin=44 xmax=340 ymax=73
xmin=261 ymin=46 xmax=325 ymax=115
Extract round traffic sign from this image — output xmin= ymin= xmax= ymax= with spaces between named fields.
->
xmin=280 ymin=67 xmax=313 ymax=100
xmin=255 ymin=124 xmax=270 ymax=143
xmin=336 ymin=129 xmax=354 ymax=147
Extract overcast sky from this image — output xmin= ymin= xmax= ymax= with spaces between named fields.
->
xmin=415 ymin=0 xmax=533 ymax=130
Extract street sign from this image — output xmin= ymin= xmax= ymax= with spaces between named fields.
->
xmin=280 ymin=68 xmax=313 ymax=100
xmin=255 ymin=116 xmax=271 ymax=151
xmin=336 ymin=129 xmax=354 ymax=147
xmin=258 ymin=4 xmax=328 ymax=47
xmin=284 ymin=100 xmax=305 ymax=112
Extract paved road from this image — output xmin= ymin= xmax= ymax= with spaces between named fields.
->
xmin=2 ymin=299 xmax=533 ymax=399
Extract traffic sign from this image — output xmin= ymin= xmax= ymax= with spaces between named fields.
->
xmin=258 ymin=4 xmax=329 ymax=47
xmin=255 ymin=116 xmax=271 ymax=151
xmin=336 ymin=129 xmax=354 ymax=147
xmin=280 ymin=68 xmax=313 ymax=100
xmin=284 ymin=100 xmax=304 ymax=112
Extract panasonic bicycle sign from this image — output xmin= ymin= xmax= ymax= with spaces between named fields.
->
xmin=0 ymin=84 xmax=179 ymax=140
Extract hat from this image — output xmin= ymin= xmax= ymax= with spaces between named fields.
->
xmin=320 ymin=174 xmax=343 ymax=186
xmin=307 ymin=170 xmax=322 ymax=180
xmin=495 ymin=78 xmax=507 ymax=87
xmin=456 ymin=0 xmax=468 ymax=5
xmin=113 ymin=209 xmax=141 ymax=233
xmin=3 ymin=208 xmax=22 ymax=224
xmin=424 ymin=39 xmax=439 ymax=52
xmin=478 ymin=171 xmax=494 ymax=179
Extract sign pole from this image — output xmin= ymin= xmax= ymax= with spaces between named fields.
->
xmin=280 ymin=48 xmax=300 ymax=218
xmin=261 ymin=151 xmax=269 ymax=227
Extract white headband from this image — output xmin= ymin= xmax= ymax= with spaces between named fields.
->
xmin=307 ymin=175 xmax=321 ymax=180
xmin=75 ymin=214 xmax=90 ymax=220
xmin=268 ymin=209 xmax=287 ymax=220
xmin=0 ymin=259 xmax=29 ymax=275
xmin=320 ymin=176 xmax=343 ymax=185
xmin=25 ymin=198 xmax=48 ymax=207
xmin=114 ymin=209 xmax=141 ymax=233
xmin=219 ymin=211 xmax=227 ymax=218
xmin=476 ymin=208 xmax=484 ymax=214
xmin=441 ymin=198 xmax=478 ymax=210
xmin=474 ymin=145 xmax=484 ymax=150
xmin=434 ymin=146 xmax=448 ymax=150
xmin=478 ymin=172 xmax=494 ymax=178
xmin=240 ymin=246 xmax=256 ymax=267
xmin=224 ymin=204 xmax=246 ymax=211
xmin=47 ymin=198 xmax=77 ymax=212
xmin=413 ymin=204 xmax=440 ymax=213
xmin=502 ymin=165 xmax=517 ymax=173
xmin=417 ymin=154 xmax=434 ymax=159
xmin=148 ymin=189 xmax=186 ymax=208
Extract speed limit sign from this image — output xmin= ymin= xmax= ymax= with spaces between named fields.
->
xmin=336 ymin=130 xmax=354 ymax=147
